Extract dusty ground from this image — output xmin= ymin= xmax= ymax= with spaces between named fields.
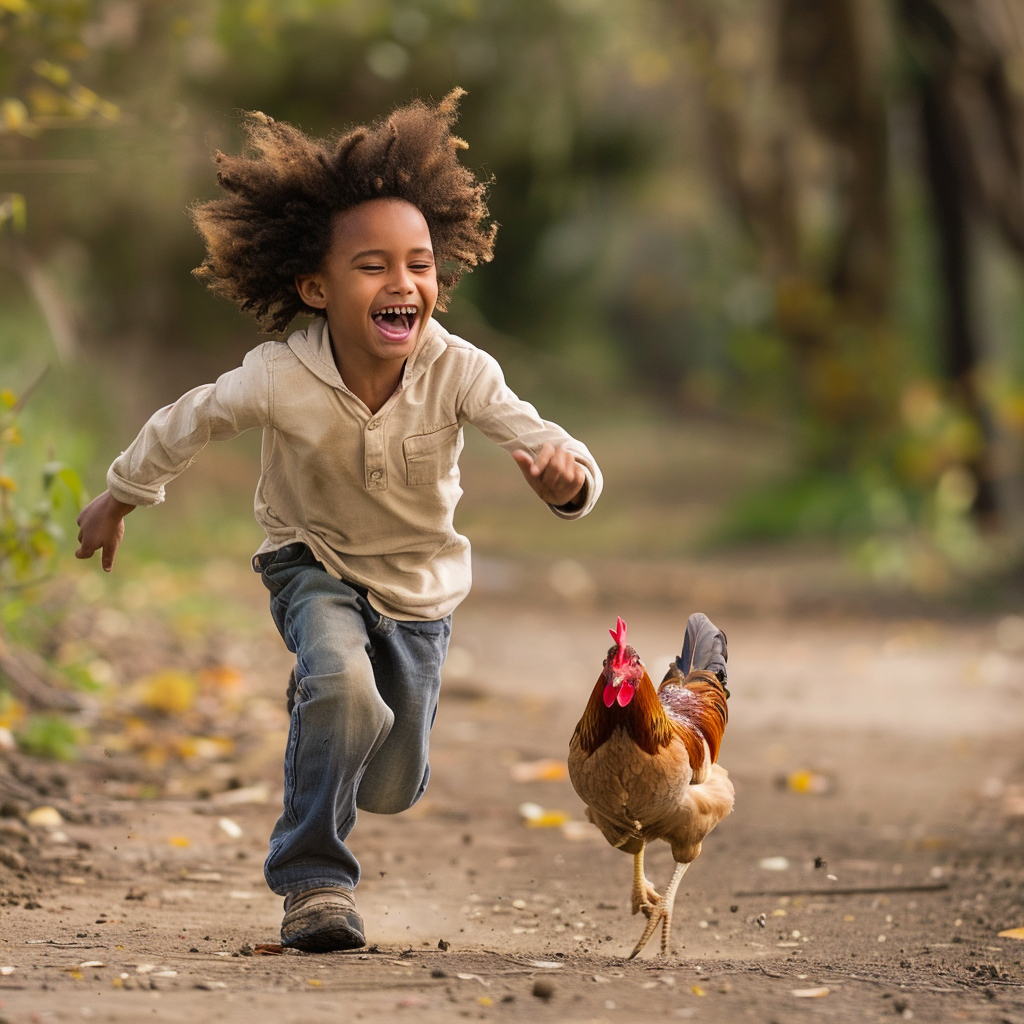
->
xmin=2 ymin=562 xmax=1024 ymax=1024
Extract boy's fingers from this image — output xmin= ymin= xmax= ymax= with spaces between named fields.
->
xmin=101 ymin=539 xmax=117 ymax=572
xmin=532 ymin=444 xmax=555 ymax=477
xmin=511 ymin=449 xmax=539 ymax=480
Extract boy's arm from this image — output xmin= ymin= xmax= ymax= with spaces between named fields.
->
xmin=458 ymin=350 xmax=602 ymax=519
xmin=78 ymin=347 xmax=271 ymax=571
xmin=106 ymin=346 xmax=271 ymax=508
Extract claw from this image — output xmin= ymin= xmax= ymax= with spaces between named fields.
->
xmin=627 ymin=861 xmax=691 ymax=959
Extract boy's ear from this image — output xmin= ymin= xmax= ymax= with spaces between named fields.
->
xmin=295 ymin=273 xmax=328 ymax=309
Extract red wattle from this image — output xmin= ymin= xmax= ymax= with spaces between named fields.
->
xmin=617 ymin=681 xmax=635 ymax=707
xmin=603 ymin=684 xmax=617 ymax=707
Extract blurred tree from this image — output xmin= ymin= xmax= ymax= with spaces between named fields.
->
xmin=677 ymin=0 xmax=1024 ymax=537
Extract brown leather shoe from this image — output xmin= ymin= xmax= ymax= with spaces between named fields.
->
xmin=281 ymin=886 xmax=365 ymax=952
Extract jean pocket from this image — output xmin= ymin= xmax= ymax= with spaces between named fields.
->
xmin=260 ymin=544 xmax=319 ymax=595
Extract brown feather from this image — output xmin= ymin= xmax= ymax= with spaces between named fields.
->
xmin=573 ymin=669 xmax=674 ymax=758
xmin=657 ymin=670 xmax=729 ymax=765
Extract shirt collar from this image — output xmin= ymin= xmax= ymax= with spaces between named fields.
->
xmin=286 ymin=316 xmax=448 ymax=392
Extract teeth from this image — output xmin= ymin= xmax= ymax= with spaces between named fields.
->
xmin=374 ymin=305 xmax=417 ymax=317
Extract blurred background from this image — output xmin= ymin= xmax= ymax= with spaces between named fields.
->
xmin=3 ymin=0 xmax=1024 ymax=601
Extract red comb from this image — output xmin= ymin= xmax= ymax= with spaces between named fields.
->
xmin=609 ymin=616 xmax=627 ymax=646
xmin=608 ymin=617 xmax=629 ymax=671
xmin=609 ymin=616 xmax=628 ymax=647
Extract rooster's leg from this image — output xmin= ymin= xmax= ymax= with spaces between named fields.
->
xmin=630 ymin=843 xmax=661 ymax=917
xmin=627 ymin=861 xmax=690 ymax=959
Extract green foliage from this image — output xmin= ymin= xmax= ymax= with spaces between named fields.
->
xmin=16 ymin=712 xmax=81 ymax=760
xmin=0 ymin=377 xmax=86 ymax=589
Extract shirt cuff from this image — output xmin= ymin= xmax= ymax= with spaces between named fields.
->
xmin=107 ymin=466 xmax=166 ymax=507
xmin=548 ymin=473 xmax=592 ymax=520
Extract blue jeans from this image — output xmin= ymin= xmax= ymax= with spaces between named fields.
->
xmin=257 ymin=544 xmax=450 ymax=895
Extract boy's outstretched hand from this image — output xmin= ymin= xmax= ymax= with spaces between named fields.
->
xmin=75 ymin=490 xmax=135 ymax=572
xmin=511 ymin=444 xmax=587 ymax=510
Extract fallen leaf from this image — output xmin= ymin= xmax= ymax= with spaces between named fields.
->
xmin=26 ymin=806 xmax=63 ymax=828
xmin=253 ymin=944 xmax=283 ymax=955
xmin=792 ymin=987 xmax=830 ymax=998
xmin=140 ymin=670 xmax=197 ymax=714
xmin=528 ymin=961 xmax=563 ymax=969
xmin=456 ymin=973 xmax=491 ymax=986
xmin=218 ymin=817 xmax=243 ymax=839
xmin=510 ymin=759 xmax=567 ymax=782
xmin=213 ymin=784 xmax=269 ymax=806
xmin=478 ymin=996 xmax=494 ymax=1006
xmin=691 ymin=985 xmax=705 ymax=996
xmin=786 ymin=769 xmax=832 ymax=795
xmin=168 ymin=836 xmax=190 ymax=848
xmin=307 ymin=979 xmax=321 ymax=987
xmin=528 ymin=811 xmax=570 ymax=828
xmin=998 ymin=928 xmax=1024 ymax=940
xmin=79 ymin=961 xmax=104 ymax=968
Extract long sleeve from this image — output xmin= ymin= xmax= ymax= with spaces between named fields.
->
xmin=107 ymin=345 xmax=272 ymax=507
xmin=457 ymin=349 xmax=602 ymax=519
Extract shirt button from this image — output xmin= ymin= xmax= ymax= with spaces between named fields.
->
xmin=367 ymin=420 xmax=378 ymax=430
xmin=370 ymin=470 xmax=383 ymax=481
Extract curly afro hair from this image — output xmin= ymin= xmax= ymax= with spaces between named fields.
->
xmin=191 ymin=89 xmax=496 ymax=334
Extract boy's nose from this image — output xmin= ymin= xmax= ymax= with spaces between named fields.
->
xmin=386 ymin=268 xmax=415 ymax=294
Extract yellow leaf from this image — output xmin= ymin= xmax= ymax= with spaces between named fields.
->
xmin=786 ymin=769 xmax=831 ymax=795
xmin=998 ymin=928 xmax=1024 ymax=940
xmin=306 ymin=979 xmax=321 ymax=986
xmin=691 ymin=985 xmax=705 ymax=996
xmin=0 ymin=697 xmax=26 ymax=730
xmin=0 ymin=475 xmax=17 ymax=493
xmin=526 ymin=811 xmax=570 ymax=828
xmin=510 ymin=758 xmax=567 ymax=782
xmin=67 ymin=970 xmax=83 ymax=981
xmin=0 ymin=389 xmax=15 ymax=408
xmin=168 ymin=836 xmax=190 ymax=848
xmin=1 ymin=98 xmax=29 ymax=132
xmin=478 ymin=996 xmax=493 ymax=1006
xmin=140 ymin=670 xmax=197 ymax=714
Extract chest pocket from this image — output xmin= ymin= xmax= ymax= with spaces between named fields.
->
xmin=403 ymin=423 xmax=462 ymax=486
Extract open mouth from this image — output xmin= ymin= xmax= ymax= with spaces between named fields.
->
xmin=371 ymin=304 xmax=418 ymax=341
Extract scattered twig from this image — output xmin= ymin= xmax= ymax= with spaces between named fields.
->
xmin=0 ymin=630 xmax=83 ymax=712
xmin=734 ymin=882 xmax=949 ymax=897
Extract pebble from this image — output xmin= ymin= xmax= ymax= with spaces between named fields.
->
xmin=532 ymin=979 xmax=555 ymax=1001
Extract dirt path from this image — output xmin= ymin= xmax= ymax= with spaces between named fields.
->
xmin=1 ymin=583 xmax=1024 ymax=1023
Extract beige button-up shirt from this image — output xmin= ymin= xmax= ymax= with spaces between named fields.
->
xmin=107 ymin=317 xmax=602 ymax=620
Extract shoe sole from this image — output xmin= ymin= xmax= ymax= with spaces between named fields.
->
xmin=282 ymin=925 xmax=365 ymax=953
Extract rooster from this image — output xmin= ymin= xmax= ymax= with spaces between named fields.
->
xmin=568 ymin=613 xmax=733 ymax=958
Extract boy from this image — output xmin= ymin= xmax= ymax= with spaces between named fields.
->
xmin=75 ymin=91 xmax=602 ymax=953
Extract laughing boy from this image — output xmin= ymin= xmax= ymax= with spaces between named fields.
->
xmin=75 ymin=92 xmax=602 ymax=951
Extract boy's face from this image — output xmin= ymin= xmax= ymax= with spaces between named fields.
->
xmin=297 ymin=198 xmax=438 ymax=372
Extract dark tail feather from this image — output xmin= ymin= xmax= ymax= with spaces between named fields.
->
xmin=677 ymin=612 xmax=728 ymax=687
